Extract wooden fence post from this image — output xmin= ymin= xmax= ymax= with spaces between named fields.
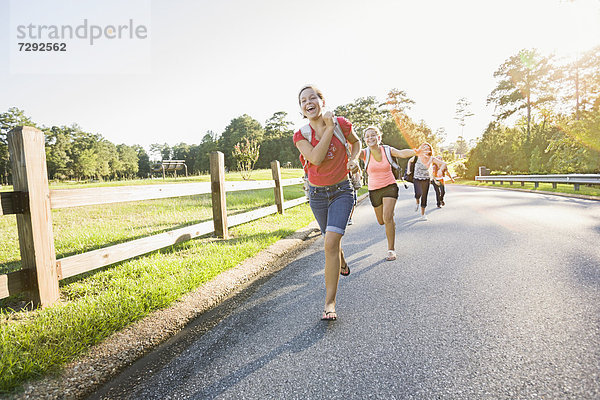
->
xmin=271 ymin=160 xmax=284 ymax=214
xmin=8 ymin=126 xmax=59 ymax=307
xmin=210 ymin=151 xmax=228 ymax=239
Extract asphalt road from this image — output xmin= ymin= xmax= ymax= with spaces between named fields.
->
xmin=89 ymin=185 xmax=600 ymax=400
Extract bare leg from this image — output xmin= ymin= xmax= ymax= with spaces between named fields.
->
xmin=340 ymin=247 xmax=349 ymax=275
xmin=373 ymin=204 xmax=384 ymax=225
xmin=323 ymin=231 xmax=343 ymax=315
xmin=382 ymin=197 xmax=397 ymax=250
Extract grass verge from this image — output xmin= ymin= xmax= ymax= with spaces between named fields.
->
xmin=455 ymin=179 xmax=600 ymax=198
xmin=1 ymin=174 xmax=306 ymax=275
xmin=0 ymin=168 xmax=318 ymax=394
xmin=0 ymin=203 xmax=315 ymax=394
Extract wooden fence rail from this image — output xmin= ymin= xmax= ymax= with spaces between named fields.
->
xmin=0 ymin=127 xmax=308 ymax=306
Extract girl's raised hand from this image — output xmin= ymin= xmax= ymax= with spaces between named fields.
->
xmin=323 ymin=110 xmax=334 ymax=126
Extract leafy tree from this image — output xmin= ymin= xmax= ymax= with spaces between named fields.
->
xmin=455 ymin=136 xmax=469 ymax=156
xmin=546 ymin=112 xmax=600 ymax=173
xmin=195 ymin=131 xmax=219 ymax=173
xmin=172 ymin=143 xmax=191 ymax=161
xmin=529 ymin=146 xmax=543 ymax=173
xmin=561 ymin=46 xmax=600 ymax=118
xmin=334 ymin=96 xmax=387 ymax=138
xmin=0 ymin=108 xmax=38 ymax=184
xmin=380 ymin=118 xmax=410 ymax=150
xmin=385 ymin=88 xmax=415 ymax=114
xmin=464 ymin=122 xmax=522 ymax=177
xmin=232 ymin=138 xmax=260 ymax=180
xmin=454 ymin=97 xmax=474 ymax=137
xmin=256 ymin=111 xmax=295 ymax=168
xmin=72 ymin=148 xmax=97 ymax=179
xmin=487 ymin=49 xmax=555 ymax=140
xmin=70 ymin=127 xmax=102 ymax=180
xmin=45 ymin=125 xmax=74 ymax=180
xmin=149 ymin=143 xmax=172 ymax=161
xmin=218 ymin=115 xmax=264 ymax=170
xmin=117 ymin=144 xmax=139 ymax=178
xmin=97 ymin=140 xmax=118 ymax=180
xmin=435 ymin=127 xmax=447 ymax=145
xmin=132 ymin=145 xmax=151 ymax=178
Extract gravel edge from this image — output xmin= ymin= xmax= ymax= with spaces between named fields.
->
xmin=10 ymin=222 xmax=322 ymax=400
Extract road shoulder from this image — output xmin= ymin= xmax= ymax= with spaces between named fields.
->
xmin=454 ymin=183 xmax=600 ymax=201
xmin=13 ymin=222 xmax=322 ymax=400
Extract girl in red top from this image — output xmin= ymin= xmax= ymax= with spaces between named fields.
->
xmin=293 ymin=85 xmax=361 ymax=321
xmin=361 ymin=126 xmax=418 ymax=261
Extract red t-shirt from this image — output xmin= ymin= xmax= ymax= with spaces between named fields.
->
xmin=293 ymin=117 xmax=352 ymax=186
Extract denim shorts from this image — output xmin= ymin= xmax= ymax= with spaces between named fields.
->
xmin=308 ymin=180 xmax=354 ymax=236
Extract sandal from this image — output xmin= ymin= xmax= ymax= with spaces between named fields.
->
xmin=321 ymin=310 xmax=337 ymax=321
xmin=340 ymin=262 xmax=350 ymax=276
xmin=386 ymin=250 xmax=397 ymax=261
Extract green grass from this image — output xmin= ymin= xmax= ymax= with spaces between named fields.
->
xmin=456 ymin=178 xmax=600 ymax=197
xmin=0 ymin=206 xmax=315 ymax=393
xmin=0 ymin=169 xmax=307 ymax=275
xmin=0 ymin=168 xmax=321 ymax=394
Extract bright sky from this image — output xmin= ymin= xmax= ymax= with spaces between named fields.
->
xmin=1 ymin=0 xmax=599 ymax=150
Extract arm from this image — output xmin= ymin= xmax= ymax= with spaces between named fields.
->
xmin=358 ymin=148 xmax=366 ymax=162
xmin=390 ymin=147 xmax=418 ymax=158
xmin=431 ymin=157 xmax=445 ymax=169
xmin=432 ymin=158 xmax=452 ymax=180
xmin=346 ymin=129 xmax=362 ymax=173
xmin=443 ymin=165 xmax=455 ymax=182
xmin=294 ymin=113 xmax=335 ymax=166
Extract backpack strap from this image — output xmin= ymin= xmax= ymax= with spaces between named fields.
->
xmin=382 ymin=145 xmax=400 ymax=170
xmin=299 ymin=124 xmax=312 ymax=142
xmin=365 ymin=145 xmax=399 ymax=171
xmin=298 ymin=124 xmax=312 ymax=171
xmin=332 ymin=118 xmax=351 ymax=158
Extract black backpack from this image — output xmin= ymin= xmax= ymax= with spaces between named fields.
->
xmin=403 ymin=156 xmax=415 ymax=183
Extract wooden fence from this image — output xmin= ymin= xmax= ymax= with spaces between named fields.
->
xmin=0 ymin=126 xmax=308 ymax=307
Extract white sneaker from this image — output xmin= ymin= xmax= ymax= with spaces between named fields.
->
xmin=414 ymin=204 xmax=419 ymax=212
xmin=347 ymin=218 xmax=353 ymax=226
xmin=420 ymin=214 xmax=428 ymax=221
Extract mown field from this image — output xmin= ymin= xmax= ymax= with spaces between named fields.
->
xmin=0 ymin=168 xmax=317 ymax=394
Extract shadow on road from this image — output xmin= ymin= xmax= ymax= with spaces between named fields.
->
xmin=189 ymin=321 xmax=330 ymax=399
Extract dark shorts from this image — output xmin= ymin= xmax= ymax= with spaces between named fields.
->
xmin=369 ymin=183 xmax=399 ymax=207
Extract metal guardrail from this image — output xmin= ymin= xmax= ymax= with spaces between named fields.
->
xmin=475 ymin=174 xmax=600 ymax=190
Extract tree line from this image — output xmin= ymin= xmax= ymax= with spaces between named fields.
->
xmin=0 ymin=91 xmax=459 ymax=183
xmin=463 ymin=46 xmax=600 ymax=177
xmin=1 ymin=45 xmax=596 ymax=184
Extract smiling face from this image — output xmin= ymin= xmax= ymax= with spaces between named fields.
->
xmin=364 ymin=128 xmax=381 ymax=147
xmin=299 ymin=87 xmax=324 ymax=119
xmin=419 ymin=143 xmax=433 ymax=155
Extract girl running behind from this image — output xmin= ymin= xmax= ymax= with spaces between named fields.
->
xmin=361 ymin=126 xmax=419 ymax=261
